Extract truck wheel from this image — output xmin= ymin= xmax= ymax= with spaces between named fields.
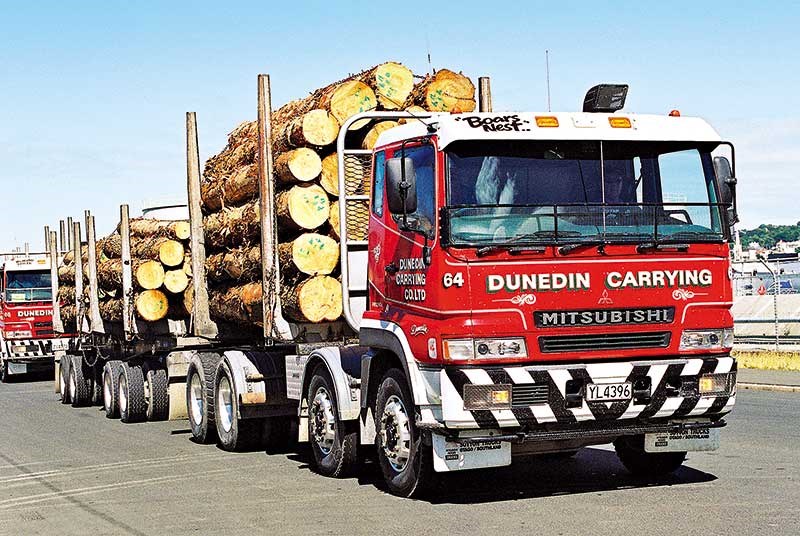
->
xmin=375 ymin=368 xmax=433 ymax=498
xmin=307 ymin=365 xmax=358 ymax=477
xmin=214 ymin=361 xmax=263 ymax=451
xmin=91 ymin=364 xmax=103 ymax=406
xmin=69 ymin=355 xmax=92 ymax=407
xmin=614 ymin=435 xmax=687 ymax=477
xmin=0 ymin=358 xmax=10 ymax=383
xmin=103 ymin=361 xmax=123 ymax=418
xmin=60 ymin=356 xmax=72 ymax=404
xmin=118 ymin=363 xmax=147 ymax=424
xmin=145 ymin=367 xmax=170 ymax=421
xmin=186 ymin=353 xmax=220 ymax=444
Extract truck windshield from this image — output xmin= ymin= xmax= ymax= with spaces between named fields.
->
xmin=445 ymin=140 xmax=724 ymax=247
xmin=4 ymin=270 xmax=52 ymax=302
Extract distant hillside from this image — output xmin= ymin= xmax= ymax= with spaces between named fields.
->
xmin=739 ymin=223 xmax=800 ymax=249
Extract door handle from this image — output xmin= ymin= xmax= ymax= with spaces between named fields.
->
xmin=385 ymin=263 xmax=399 ymax=274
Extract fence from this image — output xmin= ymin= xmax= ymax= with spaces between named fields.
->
xmin=732 ymin=259 xmax=800 ymax=349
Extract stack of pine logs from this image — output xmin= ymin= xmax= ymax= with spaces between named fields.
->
xmin=200 ymin=62 xmax=475 ymax=327
xmin=57 ymin=219 xmax=192 ymax=326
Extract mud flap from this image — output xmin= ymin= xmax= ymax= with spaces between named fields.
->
xmin=645 ymin=426 xmax=720 ymax=453
xmin=432 ymin=433 xmax=511 ymax=472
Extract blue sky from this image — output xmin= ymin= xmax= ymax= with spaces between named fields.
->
xmin=1 ymin=0 xmax=798 ymax=250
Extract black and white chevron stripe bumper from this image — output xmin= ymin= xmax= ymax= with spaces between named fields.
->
xmin=3 ymin=339 xmax=55 ymax=360
xmin=437 ymin=357 xmax=736 ymax=430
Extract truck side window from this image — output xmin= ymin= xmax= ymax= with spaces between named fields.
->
xmin=401 ymin=144 xmax=436 ymax=238
xmin=372 ymin=151 xmax=386 ymax=217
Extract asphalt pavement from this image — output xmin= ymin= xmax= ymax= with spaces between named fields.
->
xmin=0 ymin=373 xmax=798 ymax=535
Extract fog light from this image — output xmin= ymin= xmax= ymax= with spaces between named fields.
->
xmin=699 ymin=373 xmax=735 ymax=396
xmin=463 ymin=384 xmax=512 ymax=410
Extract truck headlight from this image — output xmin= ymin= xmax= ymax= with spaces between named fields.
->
xmin=443 ymin=338 xmax=527 ymax=361
xmin=463 ymin=383 xmax=512 ymax=410
xmin=699 ymin=372 xmax=736 ymax=396
xmin=679 ymin=328 xmax=734 ymax=351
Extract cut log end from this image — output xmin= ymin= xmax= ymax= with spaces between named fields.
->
xmin=164 ymin=270 xmax=190 ymax=294
xmin=135 ymin=290 xmax=169 ymax=322
xmin=319 ymin=152 xmax=339 ymax=196
xmin=159 ymin=240 xmax=186 ymax=267
xmin=276 ymin=184 xmax=330 ymax=231
xmin=372 ymin=62 xmax=415 ymax=110
xmin=275 ymin=148 xmax=323 ymax=184
xmin=282 ymin=275 xmax=342 ymax=323
xmin=301 ymin=109 xmax=340 ymax=147
xmin=136 ymin=260 xmax=166 ymax=290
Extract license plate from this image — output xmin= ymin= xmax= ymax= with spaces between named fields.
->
xmin=586 ymin=382 xmax=632 ymax=402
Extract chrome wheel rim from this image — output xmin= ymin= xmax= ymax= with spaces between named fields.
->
xmin=69 ymin=367 xmax=76 ymax=401
xmin=189 ymin=372 xmax=204 ymax=425
xmin=103 ymin=370 xmax=113 ymax=410
xmin=380 ymin=394 xmax=412 ymax=472
xmin=217 ymin=375 xmax=234 ymax=434
xmin=310 ymin=386 xmax=336 ymax=455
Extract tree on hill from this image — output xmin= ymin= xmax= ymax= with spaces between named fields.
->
xmin=739 ymin=222 xmax=800 ymax=249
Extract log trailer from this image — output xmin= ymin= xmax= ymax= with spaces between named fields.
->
xmin=51 ymin=77 xmax=740 ymax=497
xmin=0 ymin=249 xmax=68 ymax=381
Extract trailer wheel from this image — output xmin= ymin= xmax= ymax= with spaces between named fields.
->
xmin=103 ymin=361 xmax=123 ymax=418
xmin=213 ymin=361 xmax=263 ymax=451
xmin=119 ymin=363 xmax=147 ymax=424
xmin=186 ymin=353 xmax=220 ymax=443
xmin=145 ymin=367 xmax=169 ymax=421
xmin=375 ymin=368 xmax=433 ymax=498
xmin=60 ymin=356 xmax=72 ymax=404
xmin=0 ymin=358 xmax=10 ymax=383
xmin=69 ymin=355 xmax=92 ymax=407
xmin=614 ymin=435 xmax=687 ymax=478
xmin=306 ymin=365 xmax=358 ymax=478
xmin=91 ymin=364 xmax=103 ymax=406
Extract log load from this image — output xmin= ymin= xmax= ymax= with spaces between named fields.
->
xmin=99 ymin=299 xmax=123 ymax=322
xmin=58 ymin=285 xmax=75 ymax=306
xmin=130 ymin=236 xmax=185 ymax=267
xmin=135 ymin=290 xmax=169 ymax=322
xmin=281 ymin=275 xmax=343 ymax=323
xmin=99 ymin=233 xmax=122 ymax=259
xmin=362 ymin=121 xmax=399 ymax=150
xmin=61 ymin=305 xmax=77 ymax=327
xmin=358 ymin=62 xmax=415 ymax=110
xmin=129 ymin=218 xmax=190 ymax=241
xmin=209 ymin=282 xmax=263 ymax=325
xmin=204 ymin=201 xmax=260 ymax=248
xmin=272 ymin=107 xmax=339 ymax=155
xmin=58 ymin=265 xmax=76 ymax=285
xmin=201 ymin=164 xmax=258 ymax=212
xmin=410 ymin=69 xmax=476 ymax=113
xmin=275 ymin=184 xmax=330 ymax=231
xmin=203 ymin=121 xmax=259 ymax=181
xmin=329 ymin=201 xmax=340 ymax=240
xmin=206 ymin=246 xmax=261 ymax=283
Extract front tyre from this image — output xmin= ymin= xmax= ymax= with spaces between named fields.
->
xmin=375 ymin=368 xmax=433 ymax=498
xmin=307 ymin=365 xmax=358 ymax=477
xmin=614 ymin=435 xmax=686 ymax=478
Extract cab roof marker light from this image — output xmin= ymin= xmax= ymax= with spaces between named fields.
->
xmin=608 ymin=117 xmax=632 ymax=128
xmin=535 ymin=116 xmax=559 ymax=128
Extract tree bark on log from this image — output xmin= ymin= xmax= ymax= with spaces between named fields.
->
xmin=277 ymin=233 xmax=339 ymax=277
xmin=280 ymin=275 xmax=342 ymax=323
xmin=99 ymin=299 xmax=123 ymax=322
xmin=203 ymin=121 xmax=258 ymax=181
xmin=58 ymin=285 xmax=75 ymax=306
xmin=329 ymin=201 xmax=340 ymax=241
xmin=201 ymin=163 xmax=259 ymax=212
xmin=410 ymin=68 xmax=476 ymax=112
xmin=273 ymin=108 xmax=339 ymax=154
xmin=129 ymin=218 xmax=190 ymax=240
xmin=58 ymin=265 xmax=76 ymax=285
xmin=275 ymin=184 xmax=330 ymax=231
xmin=203 ymin=201 xmax=260 ymax=248
xmin=100 ymin=233 xmax=122 ymax=259
xmin=135 ymin=290 xmax=169 ymax=321
xmin=209 ymin=282 xmax=263 ymax=325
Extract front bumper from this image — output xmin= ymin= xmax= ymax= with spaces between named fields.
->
xmin=2 ymin=338 xmax=64 ymax=361
xmin=418 ymin=356 xmax=737 ymax=431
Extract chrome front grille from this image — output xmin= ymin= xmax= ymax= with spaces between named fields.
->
xmin=538 ymin=332 xmax=671 ymax=353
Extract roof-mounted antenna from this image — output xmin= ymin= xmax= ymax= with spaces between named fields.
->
xmin=546 ymin=49 xmax=552 ymax=112
xmin=425 ymin=33 xmax=433 ymax=74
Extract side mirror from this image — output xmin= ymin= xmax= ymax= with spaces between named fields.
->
xmin=386 ymin=156 xmax=418 ymax=215
xmin=713 ymin=156 xmax=739 ymax=225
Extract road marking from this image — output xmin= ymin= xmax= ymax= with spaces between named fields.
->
xmin=737 ymin=382 xmax=800 ymax=393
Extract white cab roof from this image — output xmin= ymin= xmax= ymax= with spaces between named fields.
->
xmin=374 ymin=112 xmax=722 ymax=149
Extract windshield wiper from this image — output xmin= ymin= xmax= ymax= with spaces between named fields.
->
xmin=476 ymin=244 xmax=547 ymax=257
xmin=558 ymin=241 xmax=606 ymax=255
